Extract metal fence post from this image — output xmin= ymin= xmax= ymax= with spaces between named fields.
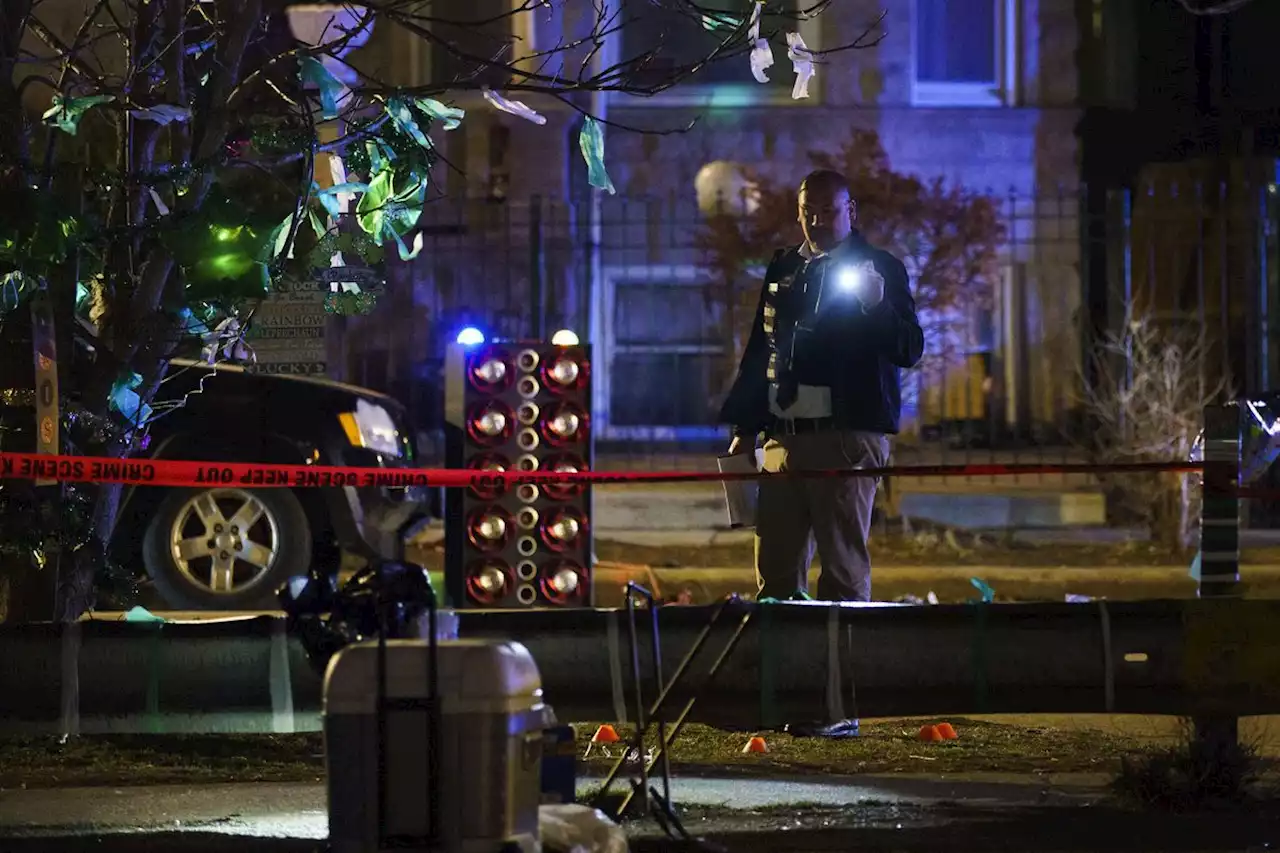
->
xmin=1195 ymin=402 xmax=1242 ymax=749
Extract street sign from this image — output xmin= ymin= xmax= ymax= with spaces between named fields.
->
xmin=254 ymin=361 xmax=328 ymax=376
xmin=315 ymin=266 xmax=384 ymax=289
xmin=245 ymin=270 xmax=386 ymax=375
xmin=247 ymin=281 xmax=329 ymax=375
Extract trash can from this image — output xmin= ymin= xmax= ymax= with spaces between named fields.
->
xmin=325 ymin=639 xmax=547 ymax=853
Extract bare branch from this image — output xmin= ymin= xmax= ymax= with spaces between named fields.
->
xmin=1176 ymin=0 xmax=1256 ymax=14
xmin=1075 ymin=310 xmax=1231 ymax=548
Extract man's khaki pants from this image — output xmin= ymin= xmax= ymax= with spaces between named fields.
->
xmin=754 ymin=429 xmax=889 ymax=602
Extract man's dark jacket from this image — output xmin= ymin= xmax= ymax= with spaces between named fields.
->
xmin=719 ymin=231 xmax=925 ymax=436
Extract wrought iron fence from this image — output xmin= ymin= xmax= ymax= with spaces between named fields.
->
xmin=334 ymin=176 xmax=1279 ymax=486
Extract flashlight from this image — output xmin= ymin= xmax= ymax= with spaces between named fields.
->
xmin=836 ymin=265 xmax=864 ymax=293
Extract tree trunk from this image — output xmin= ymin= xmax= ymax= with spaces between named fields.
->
xmin=0 ymin=557 xmax=55 ymax=622
xmin=1149 ymin=473 xmax=1189 ymax=551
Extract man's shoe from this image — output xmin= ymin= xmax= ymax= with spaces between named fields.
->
xmin=757 ymin=591 xmax=813 ymax=604
xmin=784 ymin=718 xmax=860 ymax=739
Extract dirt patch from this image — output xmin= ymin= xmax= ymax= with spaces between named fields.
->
xmin=573 ymin=718 xmax=1157 ymax=777
xmin=409 ymin=538 xmax=1280 ymax=572
xmin=599 ymin=540 xmax=1280 ymax=571
xmin=1 ymin=719 xmax=1155 ymax=790
xmin=0 ymin=734 xmax=325 ymax=790
xmin=5 ymin=720 xmax=1273 ymax=795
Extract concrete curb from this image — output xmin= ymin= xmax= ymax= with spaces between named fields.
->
xmin=592 ymin=564 xmax=1275 ymax=605
xmin=412 ymin=527 xmax=755 ymax=547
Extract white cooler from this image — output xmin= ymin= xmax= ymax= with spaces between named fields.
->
xmin=325 ymin=639 xmax=547 ymax=853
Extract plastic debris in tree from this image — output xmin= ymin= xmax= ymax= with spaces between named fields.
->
xmin=108 ymin=372 xmax=153 ymax=428
xmin=316 ymin=180 xmax=369 ymax=219
xmin=482 ymin=87 xmax=547 ymax=125
xmin=163 ymin=188 xmax=280 ymax=301
xmin=200 ymin=317 xmax=255 ymax=364
xmin=354 ymin=168 xmax=426 ymax=261
xmin=748 ymin=2 xmax=774 ymax=83
xmin=177 ymin=305 xmax=211 ymax=340
xmin=578 ymin=117 xmax=616 ymax=195
xmin=0 ymin=271 xmax=37 ymax=317
xmin=148 ymin=188 xmax=171 ymax=217
xmin=786 ymin=32 xmax=815 ymax=99
xmin=299 ymin=57 xmax=345 ymax=120
xmin=41 ymin=94 xmax=115 ymax=135
xmin=415 ymin=97 xmax=465 ymax=131
xmin=384 ymin=97 xmax=432 ymax=148
xmin=129 ymin=105 xmax=192 ymax=125
xmin=702 ymin=8 xmax=743 ymax=30
xmin=75 ymin=281 xmax=91 ymax=317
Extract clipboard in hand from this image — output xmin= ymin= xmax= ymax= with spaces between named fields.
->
xmin=717 ymin=451 xmax=762 ymax=529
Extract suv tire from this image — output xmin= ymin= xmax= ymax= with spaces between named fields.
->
xmin=142 ymin=486 xmax=312 ymax=611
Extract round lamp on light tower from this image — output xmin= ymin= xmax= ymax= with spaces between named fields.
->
xmin=694 ymin=161 xmax=761 ymax=218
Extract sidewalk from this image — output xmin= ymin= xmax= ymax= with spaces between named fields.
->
xmin=0 ymin=774 xmax=1099 ymax=841
xmin=587 ymin=480 xmax=1107 ymax=537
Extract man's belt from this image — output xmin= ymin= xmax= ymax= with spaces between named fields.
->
xmin=768 ymin=415 xmax=837 ymax=436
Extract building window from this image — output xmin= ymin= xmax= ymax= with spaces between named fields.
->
xmin=602 ymin=275 xmax=727 ymax=434
xmin=912 ymin=0 xmax=1014 ymax=106
xmin=425 ymin=0 xmax=515 ymax=88
xmin=616 ymin=0 xmax=815 ymax=105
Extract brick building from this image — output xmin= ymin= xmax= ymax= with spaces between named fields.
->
xmin=345 ymin=0 xmax=1085 ymax=454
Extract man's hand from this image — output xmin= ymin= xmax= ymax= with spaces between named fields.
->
xmin=727 ymin=434 xmax=750 ymax=455
xmin=858 ymin=260 xmax=884 ymax=310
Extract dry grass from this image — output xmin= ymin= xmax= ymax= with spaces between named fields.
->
xmin=409 ymin=538 xmax=1280 ymax=572
xmin=0 ymin=734 xmax=325 ymax=789
xmin=0 ymin=718 xmax=1159 ymax=790
xmin=1112 ymin=718 xmax=1267 ymax=812
xmin=573 ymin=718 xmax=1152 ymax=778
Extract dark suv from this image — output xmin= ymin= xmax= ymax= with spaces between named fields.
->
xmin=111 ymin=358 xmax=433 ymax=610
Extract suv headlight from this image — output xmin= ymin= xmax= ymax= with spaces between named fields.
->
xmin=339 ymin=399 xmax=402 ymax=457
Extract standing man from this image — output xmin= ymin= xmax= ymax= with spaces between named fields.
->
xmin=721 ymin=169 xmax=924 ymax=604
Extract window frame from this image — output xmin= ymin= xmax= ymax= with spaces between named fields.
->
xmin=596 ymin=265 xmax=728 ymax=441
xmin=909 ymin=0 xmax=1019 ymax=108
xmin=608 ymin=0 xmax=824 ymax=109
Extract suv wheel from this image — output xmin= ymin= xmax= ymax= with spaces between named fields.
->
xmin=142 ymin=486 xmax=312 ymax=611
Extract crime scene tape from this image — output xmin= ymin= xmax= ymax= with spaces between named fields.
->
xmin=0 ymin=450 xmax=1203 ymax=490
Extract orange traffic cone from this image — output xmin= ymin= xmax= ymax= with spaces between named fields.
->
xmin=583 ymin=724 xmax=622 ymax=759
xmin=935 ymin=722 xmax=958 ymax=740
xmin=741 ymin=736 xmax=769 ymax=754
xmin=917 ymin=724 xmax=944 ymax=742
xmin=592 ymin=725 xmax=621 ymax=745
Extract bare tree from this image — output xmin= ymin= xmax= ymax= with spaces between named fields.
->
xmin=0 ymin=0 xmax=881 ymax=621
xmin=1078 ymin=311 xmax=1229 ymax=549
